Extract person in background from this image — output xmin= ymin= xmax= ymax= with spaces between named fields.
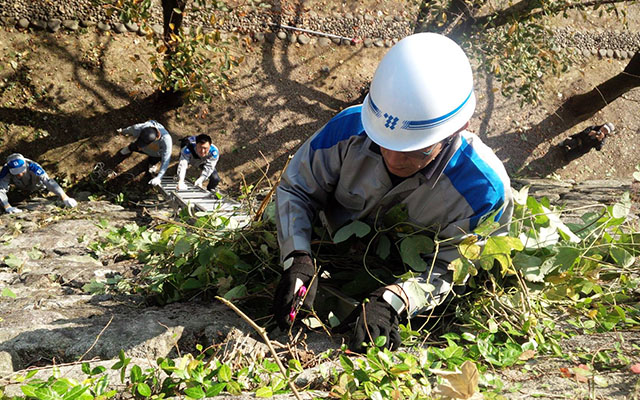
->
xmin=271 ymin=33 xmax=513 ymax=352
xmin=0 ymin=153 xmax=77 ymax=214
xmin=560 ymin=122 xmax=614 ymax=160
xmin=117 ymin=120 xmax=173 ymax=186
xmin=175 ymin=134 xmax=221 ymax=192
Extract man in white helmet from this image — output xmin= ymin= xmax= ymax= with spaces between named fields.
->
xmin=116 ymin=120 xmax=173 ymax=186
xmin=272 ymin=33 xmax=513 ymax=352
xmin=0 ymin=153 xmax=77 ymax=214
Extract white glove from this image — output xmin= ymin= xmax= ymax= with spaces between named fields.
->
xmin=63 ymin=197 xmax=78 ymax=208
xmin=194 ymin=177 xmax=204 ymax=188
xmin=177 ymin=181 xmax=186 ymax=191
xmin=149 ymin=176 xmax=162 ymax=186
xmin=116 ymin=128 xmax=123 ymax=134
xmin=5 ymin=206 xmax=22 ymax=214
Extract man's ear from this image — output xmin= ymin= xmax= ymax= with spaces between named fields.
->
xmin=454 ymin=121 xmax=470 ymax=134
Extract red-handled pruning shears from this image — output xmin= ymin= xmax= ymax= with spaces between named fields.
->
xmin=288 ymin=285 xmax=307 ymax=322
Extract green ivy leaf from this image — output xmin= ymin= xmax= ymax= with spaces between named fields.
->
xmin=333 ymin=221 xmax=371 ymax=244
xmin=554 ymin=247 xmax=581 ymax=272
xmin=223 ymin=284 xmax=247 ymax=301
xmin=21 ymin=385 xmax=38 ymax=398
xmin=383 ymin=203 xmax=409 ymax=227
xmin=181 ymin=278 xmax=203 ymax=290
xmin=3 ymin=254 xmax=23 ymax=270
xmin=255 ymin=387 xmax=273 ymax=398
xmin=82 ymin=280 xmax=106 ymax=295
xmin=612 ymin=192 xmax=631 ymax=218
xmin=130 ymin=365 xmax=142 ymax=383
xmin=174 ymin=237 xmax=192 ymax=256
xmin=214 ymin=248 xmax=239 ymax=267
xmin=184 ymin=385 xmax=205 ymax=399
xmin=513 ymin=252 xmax=544 ymax=282
xmin=136 ymin=382 xmax=151 ymax=397
xmin=218 ymin=364 xmax=232 ymax=382
xmin=610 ymin=246 xmax=635 ymax=268
xmin=399 ymin=235 xmax=434 ymax=272
xmin=198 ymin=245 xmax=216 ymax=267
xmin=374 ymin=335 xmax=387 ymax=348
xmin=205 ymin=383 xmax=226 ymax=397
xmin=62 ymin=385 xmax=88 ymax=400
xmin=376 ymin=234 xmax=391 ymax=260
xmin=449 ymin=257 xmax=477 ymax=284
xmin=1 ymin=287 xmax=16 ymax=298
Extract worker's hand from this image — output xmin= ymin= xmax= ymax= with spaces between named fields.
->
xmin=272 ymin=254 xmax=318 ymax=331
xmin=5 ymin=206 xmax=22 ymax=214
xmin=63 ymin=197 xmax=78 ymax=208
xmin=338 ymin=287 xmax=402 ymax=353
xmin=177 ymin=181 xmax=186 ymax=191
xmin=194 ymin=177 xmax=205 ymax=188
xmin=149 ymin=176 xmax=162 ymax=186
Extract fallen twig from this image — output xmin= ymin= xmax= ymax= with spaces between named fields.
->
xmin=216 ymin=296 xmax=304 ymax=400
xmin=79 ymin=315 xmax=114 ymax=362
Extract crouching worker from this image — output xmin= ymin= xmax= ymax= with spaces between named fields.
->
xmin=560 ymin=122 xmax=614 ymax=160
xmin=271 ymin=33 xmax=513 ymax=352
xmin=117 ymin=120 xmax=172 ymax=186
xmin=175 ymin=134 xmax=220 ymax=192
xmin=1 ymin=154 xmax=77 ymax=214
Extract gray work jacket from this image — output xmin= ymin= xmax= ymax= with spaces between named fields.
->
xmin=176 ymin=136 xmax=220 ymax=182
xmin=0 ymin=159 xmax=65 ymax=208
xmin=275 ymin=105 xmax=514 ymax=316
xmin=121 ymin=120 xmax=173 ymax=179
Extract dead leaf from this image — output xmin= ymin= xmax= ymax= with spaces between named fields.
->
xmin=572 ymin=364 xmax=591 ymax=383
xmin=559 ymin=367 xmax=572 ymax=378
xmin=430 ymin=360 xmax=482 ymax=399
xmin=630 ymin=363 xmax=640 ymax=374
xmin=518 ymin=350 xmax=536 ymax=361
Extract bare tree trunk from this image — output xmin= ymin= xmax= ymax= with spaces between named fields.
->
xmin=162 ymin=0 xmax=187 ymax=41
xmin=563 ymin=52 xmax=640 ymax=118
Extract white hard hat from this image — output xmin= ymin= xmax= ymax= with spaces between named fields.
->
xmin=361 ymin=32 xmax=476 ymax=152
xmin=6 ymin=153 xmax=27 ymax=175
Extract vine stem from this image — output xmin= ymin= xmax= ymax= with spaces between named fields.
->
xmin=215 ymin=296 xmax=304 ymax=400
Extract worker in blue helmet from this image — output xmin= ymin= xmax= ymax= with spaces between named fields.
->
xmin=1 ymin=153 xmax=77 ymax=214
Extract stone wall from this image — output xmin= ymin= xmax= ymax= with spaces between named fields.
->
xmin=1 ymin=0 xmax=640 ymax=55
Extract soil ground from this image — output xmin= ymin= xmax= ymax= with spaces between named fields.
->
xmin=0 ymin=5 xmax=639 ymax=196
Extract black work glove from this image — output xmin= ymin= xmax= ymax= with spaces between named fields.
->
xmin=272 ymin=254 xmax=318 ymax=331
xmin=336 ymin=287 xmax=402 ymax=353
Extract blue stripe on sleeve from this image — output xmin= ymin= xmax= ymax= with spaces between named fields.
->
xmin=29 ymin=162 xmax=45 ymax=176
xmin=310 ymin=106 xmax=366 ymax=151
xmin=444 ymin=137 xmax=505 ymax=230
xmin=0 ymin=166 xmax=8 ymax=179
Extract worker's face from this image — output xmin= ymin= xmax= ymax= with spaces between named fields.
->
xmin=380 ymin=141 xmax=445 ymax=178
xmin=15 ymin=171 xmax=26 ymax=178
xmin=195 ymin=141 xmax=211 ymax=158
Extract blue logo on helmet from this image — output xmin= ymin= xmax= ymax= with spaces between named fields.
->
xmin=383 ymin=113 xmax=399 ymax=130
xmin=8 ymin=159 xmax=24 ymax=169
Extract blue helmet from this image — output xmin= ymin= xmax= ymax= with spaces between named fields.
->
xmin=7 ymin=153 xmax=27 ymax=175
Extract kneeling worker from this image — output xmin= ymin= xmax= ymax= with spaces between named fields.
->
xmin=175 ymin=134 xmax=220 ymax=192
xmin=272 ymin=33 xmax=513 ymax=352
xmin=118 ymin=120 xmax=173 ymax=186
xmin=1 ymin=153 xmax=77 ymax=214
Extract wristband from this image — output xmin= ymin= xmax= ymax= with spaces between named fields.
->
xmin=383 ymin=289 xmax=406 ymax=314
